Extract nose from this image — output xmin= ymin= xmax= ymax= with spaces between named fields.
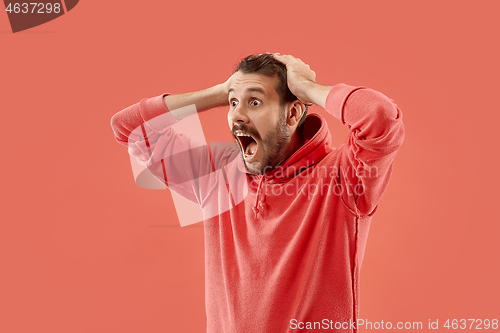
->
xmin=228 ymin=103 xmax=250 ymax=125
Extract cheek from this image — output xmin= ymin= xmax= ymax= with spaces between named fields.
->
xmin=255 ymin=117 xmax=277 ymax=140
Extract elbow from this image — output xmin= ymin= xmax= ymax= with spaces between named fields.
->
xmin=370 ymin=91 xmax=402 ymax=123
xmin=110 ymin=102 xmax=145 ymax=145
xmin=110 ymin=113 xmax=128 ymax=144
xmin=395 ymin=117 xmax=405 ymax=148
xmin=385 ymin=101 xmax=405 ymax=149
xmin=365 ymin=91 xmax=405 ymax=150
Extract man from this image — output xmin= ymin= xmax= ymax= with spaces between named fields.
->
xmin=111 ymin=53 xmax=405 ymax=332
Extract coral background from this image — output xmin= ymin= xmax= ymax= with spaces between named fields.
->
xmin=1 ymin=1 xmax=499 ymax=332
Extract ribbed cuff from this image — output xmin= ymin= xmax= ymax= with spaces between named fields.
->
xmin=139 ymin=93 xmax=179 ymax=133
xmin=139 ymin=93 xmax=169 ymax=121
xmin=325 ymin=83 xmax=366 ymax=124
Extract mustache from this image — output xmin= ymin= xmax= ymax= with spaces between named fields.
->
xmin=231 ymin=124 xmax=261 ymax=141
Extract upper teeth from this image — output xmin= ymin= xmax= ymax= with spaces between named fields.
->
xmin=236 ymin=133 xmax=252 ymax=137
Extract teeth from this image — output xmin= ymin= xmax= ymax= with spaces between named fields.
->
xmin=234 ymin=132 xmax=256 ymax=158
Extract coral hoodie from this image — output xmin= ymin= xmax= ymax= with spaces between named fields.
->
xmin=110 ymin=83 xmax=405 ymax=332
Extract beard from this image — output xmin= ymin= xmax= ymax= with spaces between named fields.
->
xmin=232 ymin=108 xmax=291 ymax=175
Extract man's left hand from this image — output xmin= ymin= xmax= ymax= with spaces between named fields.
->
xmin=272 ymin=53 xmax=316 ymax=105
xmin=272 ymin=53 xmax=333 ymax=109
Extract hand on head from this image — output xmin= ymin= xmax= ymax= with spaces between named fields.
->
xmin=270 ymin=53 xmax=316 ymax=106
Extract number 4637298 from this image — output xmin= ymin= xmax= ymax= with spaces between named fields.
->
xmin=5 ymin=3 xmax=61 ymax=14
xmin=443 ymin=319 xmax=498 ymax=330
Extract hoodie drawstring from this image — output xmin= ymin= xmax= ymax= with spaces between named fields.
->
xmin=252 ymin=176 xmax=267 ymax=218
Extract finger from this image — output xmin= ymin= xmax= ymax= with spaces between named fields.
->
xmin=276 ymin=54 xmax=305 ymax=66
xmin=272 ymin=53 xmax=290 ymax=64
xmin=296 ymin=57 xmax=309 ymax=65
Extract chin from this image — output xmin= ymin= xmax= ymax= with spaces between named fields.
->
xmin=244 ymin=160 xmax=263 ymax=175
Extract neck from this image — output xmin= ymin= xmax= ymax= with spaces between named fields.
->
xmin=291 ymin=125 xmax=305 ymax=150
xmin=280 ymin=126 xmax=305 ymax=164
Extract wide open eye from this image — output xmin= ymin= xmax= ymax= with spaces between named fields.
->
xmin=230 ymin=99 xmax=239 ymax=107
xmin=251 ymin=99 xmax=261 ymax=106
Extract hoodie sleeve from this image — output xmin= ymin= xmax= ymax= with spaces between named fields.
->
xmin=324 ymin=83 xmax=405 ymax=217
xmin=110 ymin=94 xmax=217 ymax=205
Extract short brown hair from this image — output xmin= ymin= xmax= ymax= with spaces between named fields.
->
xmin=234 ymin=54 xmax=308 ymax=127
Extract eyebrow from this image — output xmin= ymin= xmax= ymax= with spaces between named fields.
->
xmin=228 ymin=87 xmax=267 ymax=96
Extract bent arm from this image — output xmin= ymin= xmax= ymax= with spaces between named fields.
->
xmin=323 ymin=83 xmax=405 ymax=216
xmin=162 ymin=84 xmax=228 ymax=119
xmin=111 ymin=83 xmax=229 ymax=146
xmin=270 ymin=53 xmax=404 ymax=216
xmin=110 ymin=82 xmax=231 ymax=203
xmin=295 ymin=81 xmax=333 ymax=109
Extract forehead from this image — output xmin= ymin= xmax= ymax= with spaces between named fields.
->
xmin=228 ymin=72 xmax=279 ymax=97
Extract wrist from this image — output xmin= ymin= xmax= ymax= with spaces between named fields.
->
xmin=300 ymin=81 xmax=317 ymax=101
xmin=213 ymin=83 xmax=229 ymax=106
xmin=304 ymin=82 xmax=332 ymax=109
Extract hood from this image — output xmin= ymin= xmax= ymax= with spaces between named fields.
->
xmin=236 ymin=112 xmax=334 ymax=218
xmin=237 ymin=112 xmax=333 ymax=181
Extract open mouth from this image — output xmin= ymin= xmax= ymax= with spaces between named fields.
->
xmin=235 ymin=131 xmax=258 ymax=160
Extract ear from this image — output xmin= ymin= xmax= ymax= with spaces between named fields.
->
xmin=286 ymin=100 xmax=306 ymax=127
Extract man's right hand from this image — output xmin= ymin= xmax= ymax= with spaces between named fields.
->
xmin=219 ymin=73 xmax=234 ymax=99
xmin=163 ymin=76 xmax=233 ymax=119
